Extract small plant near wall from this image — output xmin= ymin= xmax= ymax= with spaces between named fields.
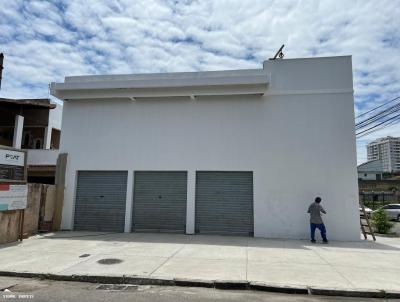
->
xmin=371 ymin=209 xmax=393 ymax=234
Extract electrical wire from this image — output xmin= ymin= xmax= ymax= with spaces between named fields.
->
xmin=356 ymin=96 xmax=400 ymax=119
xmin=355 ymin=95 xmax=400 ymax=138
xmin=356 ymin=102 xmax=400 ymax=129
xmin=356 ymin=112 xmax=400 ymax=136
xmin=356 ymin=117 xmax=400 ymax=138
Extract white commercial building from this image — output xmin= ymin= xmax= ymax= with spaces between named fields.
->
xmin=367 ymin=136 xmax=400 ymax=172
xmin=51 ymin=56 xmax=360 ymax=241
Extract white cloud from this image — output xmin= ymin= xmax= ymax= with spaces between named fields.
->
xmin=0 ymin=0 xmax=399 ymax=163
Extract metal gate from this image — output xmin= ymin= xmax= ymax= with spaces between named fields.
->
xmin=195 ymin=171 xmax=254 ymax=235
xmin=132 ymin=171 xmax=187 ymax=233
xmin=74 ymin=171 xmax=127 ymax=232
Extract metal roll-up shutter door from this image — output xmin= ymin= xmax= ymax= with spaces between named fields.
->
xmin=195 ymin=171 xmax=254 ymax=236
xmin=74 ymin=171 xmax=127 ymax=232
xmin=132 ymin=171 xmax=187 ymax=233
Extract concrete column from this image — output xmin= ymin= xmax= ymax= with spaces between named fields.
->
xmin=186 ymin=170 xmax=196 ymax=234
xmin=44 ymin=127 xmax=52 ymax=149
xmin=124 ymin=170 xmax=134 ymax=232
xmin=12 ymin=115 xmax=24 ymax=149
xmin=53 ymin=153 xmax=68 ymax=231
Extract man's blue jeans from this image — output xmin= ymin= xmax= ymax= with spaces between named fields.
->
xmin=310 ymin=223 xmax=327 ymax=241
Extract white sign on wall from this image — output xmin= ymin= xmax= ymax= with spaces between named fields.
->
xmin=0 ymin=184 xmax=28 ymax=211
xmin=0 ymin=148 xmax=26 ymax=182
xmin=0 ymin=149 xmax=25 ymax=166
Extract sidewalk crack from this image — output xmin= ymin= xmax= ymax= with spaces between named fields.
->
xmin=149 ymin=244 xmax=187 ymax=277
xmin=57 ymin=254 xmax=96 ymax=275
xmin=311 ymin=248 xmax=357 ymax=288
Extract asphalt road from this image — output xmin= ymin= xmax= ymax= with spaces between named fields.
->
xmin=0 ymin=277 xmax=391 ymax=302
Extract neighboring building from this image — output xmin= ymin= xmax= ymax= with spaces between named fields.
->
xmin=50 ymin=56 xmax=359 ymax=241
xmin=367 ymin=136 xmax=400 ymax=172
xmin=357 ymin=159 xmax=383 ymax=180
xmin=0 ymin=98 xmax=62 ymax=183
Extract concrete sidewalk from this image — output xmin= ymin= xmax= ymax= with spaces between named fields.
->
xmin=0 ymin=232 xmax=399 ymax=294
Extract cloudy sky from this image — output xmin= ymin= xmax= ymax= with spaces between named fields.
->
xmin=0 ymin=0 xmax=399 ymax=163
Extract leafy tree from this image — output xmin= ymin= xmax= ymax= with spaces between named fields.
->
xmin=371 ymin=209 xmax=393 ymax=234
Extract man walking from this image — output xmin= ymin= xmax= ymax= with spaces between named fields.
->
xmin=307 ymin=197 xmax=328 ymax=243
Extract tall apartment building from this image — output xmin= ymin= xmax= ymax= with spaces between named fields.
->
xmin=367 ymin=136 xmax=400 ymax=172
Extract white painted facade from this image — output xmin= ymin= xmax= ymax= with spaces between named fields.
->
xmin=48 ymin=101 xmax=63 ymax=131
xmin=27 ymin=149 xmax=60 ymax=166
xmin=51 ymin=56 xmax=360 ymax=241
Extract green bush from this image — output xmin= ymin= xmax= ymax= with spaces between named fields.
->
xmin=371 ymin=209 xmax=394 ymax=234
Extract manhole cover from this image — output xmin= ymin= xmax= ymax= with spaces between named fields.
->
xmin=97 ymin=258 xmax=123 ymax=265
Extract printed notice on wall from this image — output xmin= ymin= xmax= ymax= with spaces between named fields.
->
xmin=0 ymin=149 xmax=25 ymax=166
xmin=0 ymin=184 xmax=28 ymax=211
xmin=0 ymin=149 xmax=26 ymax=181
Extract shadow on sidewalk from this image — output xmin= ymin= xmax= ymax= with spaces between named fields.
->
xmin=29 ymin=231 xmax=400 ymax=251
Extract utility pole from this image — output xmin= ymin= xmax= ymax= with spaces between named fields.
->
xmin=0 ymin=53 xmax=4 ymax=90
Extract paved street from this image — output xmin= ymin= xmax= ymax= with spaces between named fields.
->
xmin=0 ymin=277 xmax=390 ymax=302
xmin=0 ymin=232 xmax=399 ymax=293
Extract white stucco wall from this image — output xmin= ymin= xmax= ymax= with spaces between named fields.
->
xmin=48 ymin=101 xmax=63 ymax=130
xmin=27 ymin=149 xmax=59 ymax=165
xmin=57 ymin=56 xmax=360 ymax=241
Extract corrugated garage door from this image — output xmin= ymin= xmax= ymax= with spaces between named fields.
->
xmin=132 ymin=171 xmax=187 ymax=233
xmin=195 ymin=171 xmax=254 ymax=236
xmin=74 ymin=171 xmax=127 ymax=232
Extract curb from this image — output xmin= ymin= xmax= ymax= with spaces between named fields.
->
xmin=385 ymin=291 xmax=400 ymax=299
xmin=0 ymin=271 xmax=398 ymax=298
xmin=174 ymin=278 xmax=214 ymax=288
xmin=124 ymin=276 xmax=175 ymax=286
xmin=308 ymin=287 xmax=386 ymax=298
xmin=250 ymin=281 xmax=308 ymax=295
xmin=214 ymin=280 xmax=249 ymax=290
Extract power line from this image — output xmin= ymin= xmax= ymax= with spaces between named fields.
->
xmin=359 ymin=118 xmax=400 ymax=137
xmin=356 ymin=97 xmax=400 ymax=127
xmin=0 ymin=53 xmax=3 ymax=90
xmin=356 ymin=102 xmax=400 ymax=129
xmin=356 ymin=112 xmax=400 ymax=136
xmin=354 ymin=94 xmax=400 ymax=139
xmin=356 ymin=95 xmax=400 ymax=119
xmin=356 ymin=116 xmax=400 ymax=138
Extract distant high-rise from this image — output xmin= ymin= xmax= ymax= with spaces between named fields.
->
xmin=367 ymin=136 xmax=400 ymax=172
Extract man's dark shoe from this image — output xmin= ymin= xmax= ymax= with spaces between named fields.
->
xmin=311 ymin=240 xmax=316 ymax=243
xmin=323 ymin=240 xmax=329 ymax=244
